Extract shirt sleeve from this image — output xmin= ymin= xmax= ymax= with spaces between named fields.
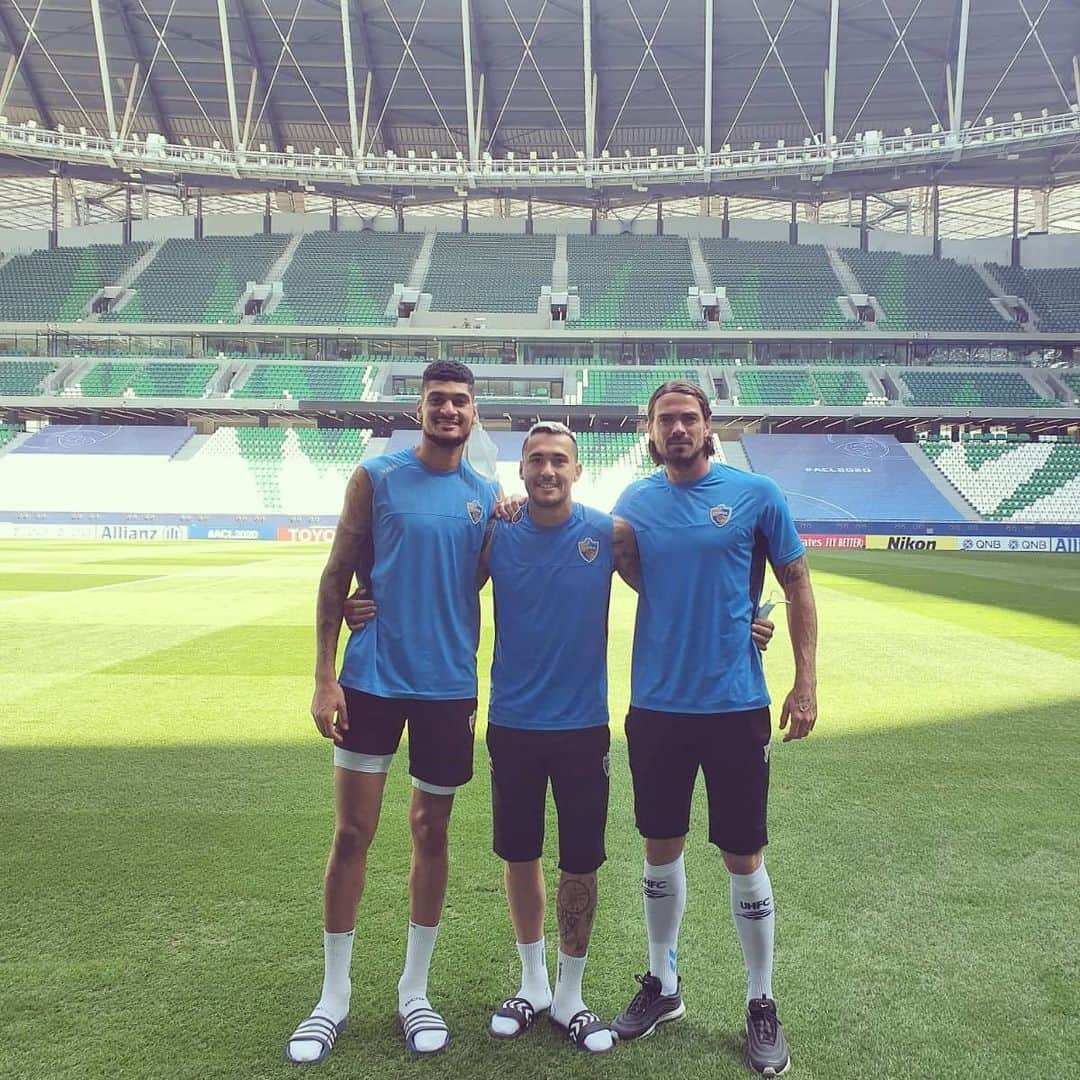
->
xmin=758 ymin=479 xmax=805 ymax=567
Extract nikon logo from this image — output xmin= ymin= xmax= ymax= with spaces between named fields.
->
xmin=887 ymin=536 xmax=937 ymax=550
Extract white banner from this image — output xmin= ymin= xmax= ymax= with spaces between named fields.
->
xmin=0 ymin=522 xmax=187 ymax=541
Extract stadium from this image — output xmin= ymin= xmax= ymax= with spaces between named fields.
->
xmin=0 ymin=1 xmax=1077 ymax=1077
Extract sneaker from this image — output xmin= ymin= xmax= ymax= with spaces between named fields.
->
xmin=746 ymin=996 xmax=790 ymax=1077
xmin=611 ymin=973 xmax=685 ymax=1041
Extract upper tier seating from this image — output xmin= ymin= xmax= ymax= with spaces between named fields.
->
xmin=811 ymin=369 xmax=873 ymax=405
xmin=989 ymin=264 xmax=1080 ymax=332
xmin=0 ymin=423 xmax=23 ymax=449
xmin=233 ymin=362 xmax=377 ymax=401
xmin=841 ymin=249 xmax=1015 ymax=333
xmin=701 ymin=240 xmax=851 ymax=331
xmin=922 ymin=438 xmax=1080 ymax=522
xmin=74 ymin=361 xmax=218 ymax=397
xmin=580 ymin=366 xmax=701 ymax=405
xmin=901 ymin=370 xmax=1055 ymax=407
xmin=734 ymin=369 xmax=816 ymax=406
xmin=426 ymin=234 xmax=555 ymax=312
xmin=107 ymin=235 xmax=289 ymax=323
xmin=264 ymin=231 xmax=421 ymax=325
xmin=0 ymin=359 xmax=57 ymax=395
xmin=0 ymin=242 xmax=149 ymax=322
xmin=1061 ymin=371 xmax=1080 ymax=402
xmin=567 ymin=236 xmax=704 ymax=330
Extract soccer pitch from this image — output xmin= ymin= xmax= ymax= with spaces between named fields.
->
xmin=0 ymin=542 xmax=1077 ymax=1080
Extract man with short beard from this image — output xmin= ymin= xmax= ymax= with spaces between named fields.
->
xmin=610 ymin=380 xmax=818 ymax=1078
xmin=285 ymin=360 xmax=499 ymax=1065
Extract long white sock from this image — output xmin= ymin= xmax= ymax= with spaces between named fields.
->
xmin=397 ymin=922 xmax=446 ymax=1054
xmin=489 ymin=938 xmax=551 ymax=1037
xmin=729 ymin=862 xmax=774 ymax=1003
xmin=644 ymin=856 xmax=686 ymax=996
xmin=552 ymin=951 xmax=613 ymax=1053
xmin=288 ymin=929 xmax=353 ymax=1064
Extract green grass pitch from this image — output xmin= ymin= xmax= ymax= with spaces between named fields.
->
xmin=0 ymin=542 xmax=1077 ymax=1080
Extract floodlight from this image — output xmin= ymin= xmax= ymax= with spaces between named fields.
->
xmin=1013 ymin=112 xmax=1022 ymax=122
xmin=984 ymin=116 xmax=994 ymax=126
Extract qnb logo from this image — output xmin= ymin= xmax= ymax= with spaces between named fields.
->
xmin=738 ymin=898 xmax=773 ymax=921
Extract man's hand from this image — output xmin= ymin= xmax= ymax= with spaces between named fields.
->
xmin=779 ymin=682 xmax=817 ymax=742
xmin=493 ymin=493 xmax=526 ymax=521
xmin=751 ymin=617 xmax=774 ymax=651
xmin=311 ymin=679 xmax=349 ymax=744
xmin=343 ymin=587 xmax=377 ymax=631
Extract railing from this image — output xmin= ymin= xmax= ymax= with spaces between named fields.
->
xmin=1 ymin=108 xmax=1078 ymax=190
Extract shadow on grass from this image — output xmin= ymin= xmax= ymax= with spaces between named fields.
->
xmin=1 ymin=696 xmax=1077 ymax=1080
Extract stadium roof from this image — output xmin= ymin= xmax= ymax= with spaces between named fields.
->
xmin=0 ymin=0 xmax=1079 ymax=213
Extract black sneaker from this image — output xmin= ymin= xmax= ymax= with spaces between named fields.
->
xmin=746 ymin=996 xmax=790 ymax=1076
xmin=611 ymin=973 xmax=685 ymax=1041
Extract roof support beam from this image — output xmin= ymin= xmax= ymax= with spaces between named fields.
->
xmin=216 ymin=0 xmax=242 ymax=149
xmin=115 ymin=1 xmax=174 ymax=142
xmin=349 ymin=6 xmax=394 ymax=155
xmin=235 ymin=0 xmax=286 ymax=152
xmin=89 ymin=0 xmax=117 ymax=137
xmin=340 ymin=0 xmax=359 ymax=155
xmin=825 ymin=0 xmax=838 ymax=145
xmin=0 ymin=1 xmax=54 ymax=128
xmin=460 ymin=0 xmax=478 ymax=169
xmin=468 ymin=1 xmax=504 ymax=157
xmin=951 ymin=0 xmax=970 ymax=142
xmin=584 ymin=0 xmax=595 ymax=161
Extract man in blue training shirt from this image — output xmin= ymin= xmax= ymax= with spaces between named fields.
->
xmin=610 ymin=380 xmax=818 ymax=1079
xmin=285 ymin=360 xmax=499 ymax=1065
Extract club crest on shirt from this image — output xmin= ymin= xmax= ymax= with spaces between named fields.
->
xmin=466 ymin=500 xmax=484 ymax=524
xmin=578 ymin=537 xmax=600 ymax=563
xmin=710 ymin=504 xmax=732 ymax=528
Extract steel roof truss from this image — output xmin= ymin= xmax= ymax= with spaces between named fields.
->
xmin=115 ymin=0 xmax=174 ymax=142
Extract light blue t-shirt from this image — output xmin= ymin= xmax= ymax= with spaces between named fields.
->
xmin=338 ymin=449 xmax=499 ymax=699
xmin=487 ymin=502 xmax=614 ymax=730
xmin=613 ymin=463 xmax=804 ymax=714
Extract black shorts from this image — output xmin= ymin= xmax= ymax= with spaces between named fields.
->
xmin=341 ymin=688 xmax=477 ymax=789
xmin=625 ymin=706 xmax=771 ymax=855
xmin=487 ymin=723 xmax=610 ymax=875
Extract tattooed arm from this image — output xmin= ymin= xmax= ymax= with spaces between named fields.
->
xmin=311 ymin=466 xmax=374 ymax=744
xmin=772 ymin=554 xmax=818 ymax=741
xmin=612 ymin=516 xmax=642 ymax=592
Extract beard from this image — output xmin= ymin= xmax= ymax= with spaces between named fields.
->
xmin=660 ymin=440 xmax=705 ymax=464
xmin=426 ymin=428 xmax=469 ymax=449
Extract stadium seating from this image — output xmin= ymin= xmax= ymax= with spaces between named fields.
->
xmin=579 ymin=366 xmax=702 ymax=406
xmin=1062 ymin=371 xmax=1080 ymax=403
xmin=567 ymin=236 xmax=704 ymax=330
xmin=0 ymin=423 xmax=23 ymax=450
xmin=73 ymin=361 xmax=218 ymax=397
xmin=0 ymin=359 xmax=57 ymax=395
xmin=989 ymin=265 xmax=1080 ymax=332
xmin=922 ymin=438 xmax=1080 ymax=521
xmin=901 ymin=370 xmax=1055 ymax=407
xmin=0 ymin=242 xmax=149 ymax=322
xmin=701 ymin=240 xmax=851 ymax=331
xmin=426 ymin=234 xmax=555 ymax=312
xmin=264 ymin=231 xmax=421 ymax=325
xmin=840 ymin=249 xmax=1015 ymax=333
xmin=107 ymin=235 xmax=289 ymax=323
xmin=811 ymin=369 xmax=874 ymax=405
xmin=733 ymin=369 xmax=816 ymax=406
xmin=232 ymin=362 xmax=377 ymax=400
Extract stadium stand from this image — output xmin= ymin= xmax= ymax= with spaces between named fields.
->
xmin=579 ymin=366 xmax=702 ymax=405
xmin=733 ymin=369 xmax=816 ymax=405
xmin=0 ymin=242 xmax=149 ymax=321
xmin=0 ymin=423 xmax=23 ymax=450
xmin=567 ymin=236 xmax=704 ymax=329
xmin=741 ymin=433 xmax=967 ymax=520
xmin=426 ymin=234 xmax=555 ymax=312
xmin=71 ymin=360 xmax=218 ymax=397
xmin=900 ymin=369 xmax=1055 ymax=407
xmin=811 ymin=369 xmax=874 ymax=405
xmin=106 ymin=235 xmax=289 ymax=323
xmin=840 ymin=249 xmax=1015 ymax=333
xmin=263 ymin=231 xmax=421 ymax=325
xmin=0 ymin=359 xmax=57 ymax=395
xmin=1062 ymin=371 xmax=1080 ymax=402
xmin=989 ymin=264 xmax=1080 ymax=332
xmin=921 ymin=436 xmax=1080 ymax=522
xmin=232 ymin=361 xmax=378 ymax=400
xmin=701 ymin=240 xmax=851 ymax=331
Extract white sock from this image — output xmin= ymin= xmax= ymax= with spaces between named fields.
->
xmin=729 ymin=862 xmax=775 ymax=1003
xmin=644 ymin=856 xmax=686 ymax=996
xmin=552 ymin=951 xmax=612 ymax=1054
xmin=289 ymin=929 xmax=353 ymax=1064
xmin=489 ymin=938 xmax=551 ymax=1037
xmin=397 ymin=922 xmax=446 ymax=1054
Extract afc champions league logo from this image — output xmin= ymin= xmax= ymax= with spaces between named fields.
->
xmin=578 ymin=537 xmax=600 ymax=563
xmin=710 ymin=504 xmax=732 ymax=528
xmin=466 ymin=500 xmax=484 ymax=525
